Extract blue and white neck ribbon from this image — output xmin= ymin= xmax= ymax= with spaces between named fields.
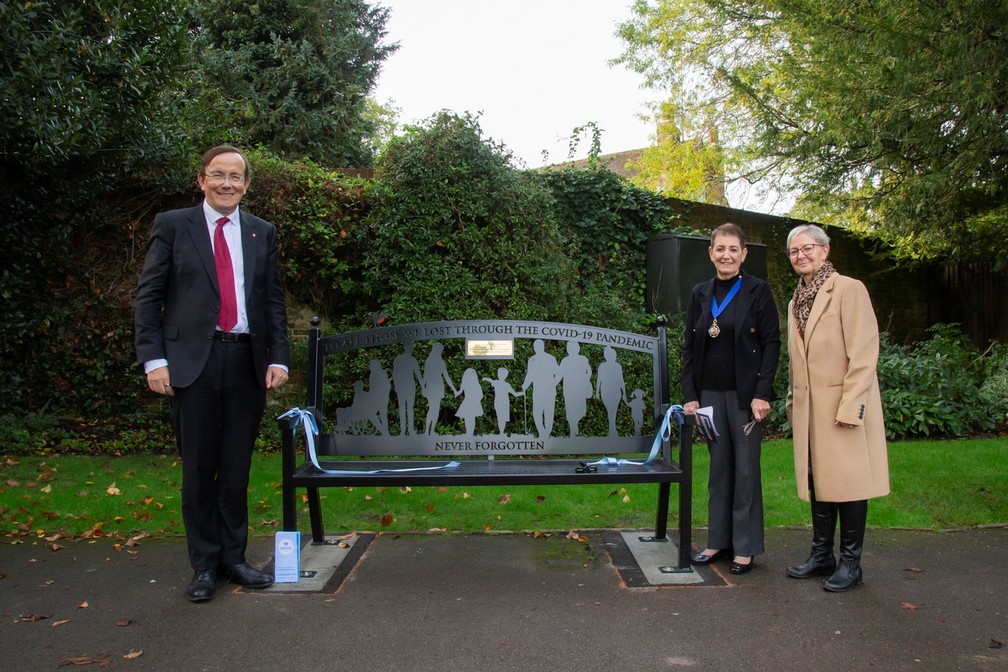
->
xmin=277 ymin=408 xmax=460 ymax=474
xmin=588 ymin=404 xmax=686 ymax=467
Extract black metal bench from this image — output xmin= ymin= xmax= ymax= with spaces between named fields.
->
xmin=278 ymin=317 xmax=695 ymax=569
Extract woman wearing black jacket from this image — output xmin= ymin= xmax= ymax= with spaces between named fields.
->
xmin=682 ymin=223 xmax=781 ymax=574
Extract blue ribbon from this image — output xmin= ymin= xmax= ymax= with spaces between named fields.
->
xmin=711 ymin=276 xmax=744 ymax=319
xmin=588 ymin=404 xmax=686 ymax=467
xmin=277 ymin=407 xmax=460 ymax=475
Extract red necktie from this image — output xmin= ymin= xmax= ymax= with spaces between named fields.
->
xmin=213 ymin=217 xmax=238 ymax=333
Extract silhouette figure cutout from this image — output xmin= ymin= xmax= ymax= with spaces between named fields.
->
xmin=454 ymin=368 xmax=484 ymax=435
xmin=521 ymin=339 xmax=560 ymax=438
xmin=335 ymin=380 xmax=371 ymax=434
xmin=392 ymin=342 xmax=424 ymax=435
xmin=595 ymin=346 xmax=628 ymax=437
xmin=628 ymin=388 xmax=647 ymax=436
xmin=557 ymin=340 xmax=593 ymax=437
xmin=483 ymin=367 xmax=523 ymax=435
xmin=422 ymin=342 xmax=457 ymax=435
xmin=365 ymin=359 xmax=391 ymax=435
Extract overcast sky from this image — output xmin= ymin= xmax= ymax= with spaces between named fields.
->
xmin=371 ymin=1 xmax=657 ymax=168
xmin=370 ymin=1 xmax=787 ymax=213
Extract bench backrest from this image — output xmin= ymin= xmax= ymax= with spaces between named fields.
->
xmin=305 ymin=318 xmax=670 ymax=459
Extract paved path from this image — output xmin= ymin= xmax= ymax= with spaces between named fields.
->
xmin=2 ymin=528 xmax=1006 ymax=671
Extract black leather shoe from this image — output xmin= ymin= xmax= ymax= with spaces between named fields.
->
xmin=691 ymin=548 xmax=730 ymax=565
xmin=730 ymin=558 xmax=754 ymax=575
xmin=186 ymin=569 xmax=217 ymax=602
xmin=222 ymin=562 xmax=273 ymax=588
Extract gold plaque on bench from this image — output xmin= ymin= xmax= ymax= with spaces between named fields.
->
xmin=465 ymin=338 xmax=514 ymax=359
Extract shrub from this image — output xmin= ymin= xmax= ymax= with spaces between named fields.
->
xmin=877 ymin=324 xmax=996 ymax=438
xmin=360 ymin=112 xmax=581 ymax=325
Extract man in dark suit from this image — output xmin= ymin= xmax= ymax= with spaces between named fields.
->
xmin=134 ymin=145 xmax=290 ymax=602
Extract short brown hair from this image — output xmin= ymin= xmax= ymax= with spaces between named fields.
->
xmin=710 ymin=222 xmax=746 ymax=247
xmin=199 ymin=145 xmax=250 ymax=180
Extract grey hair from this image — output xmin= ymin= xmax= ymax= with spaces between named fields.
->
xmin=786 ymin=224 xmax=830 ymax=249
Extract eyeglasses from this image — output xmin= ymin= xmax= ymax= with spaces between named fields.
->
xmin=787 ymin=243 xmax=824 ymax=259
xmin=203 ymin=172 xmax=246 ymax=184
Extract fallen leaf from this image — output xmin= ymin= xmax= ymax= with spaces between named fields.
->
xmin=51 ymin=619 xmax=71 ymax=627
xmin=106 ymin=483 xmax=121 ymax=496
xmin=498 ymin=494 xmax=511 ymax=505
xmin=57 ymin=655 xmax=110 ymax=667
xmin=41 ymin=484 xmax=52 ymax=493
xmin=622 ymin=494 xmax=631 ymax=503
xmin=424 ymin=504 xmax=434 ymax=512
xmin=337 ymin=540 xmax=350 ymax=548
xmin=338 ymin=532 xmax=356 ymax=541
xmin=483 ymin=524 xmax=493 ymax=531
xmin=126 ymin=531 xmax=149 ymax=546
xmin=6 ymin=479 xmax=18 ymax=487
xmin=462 ymin=492 xmax=472 ymax=499
xmin=899 ymin=602 xmax=918 ymax=611
xmin=122 ymin=650 xmax=143 ymax=660
xmin=380 ymin=513 xmax=394 ymax=527
xmin=903 ymin=566 xmax=925 ymax=573
xmin=77 ymin=601 xmax=89 ymax=609
xmin=49 ymin=543 xmax=64 ymax=552
xmin=15 ymin=613 xmax=51 ymax=622
xmin=535 ymin=495 xmax=546 ymax=503
xmin=400 ymin=486 xmax=411 ymax=493
xmin=259 ymin=519 xmax=279 ymax=527
xmin=990 ymin=639 xmax=1004 ymax=649
xmin=364 ymin=494 xmax=373 ymax=501
xmin=142 ymin=497 xmax=155 ymax=506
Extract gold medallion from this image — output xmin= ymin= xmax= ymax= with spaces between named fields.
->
xmin=708 ymin=319 xmax=720 ymax=338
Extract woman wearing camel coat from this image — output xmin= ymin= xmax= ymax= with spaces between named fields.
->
xmin=784 ymin=224 xmax=890 ymax=592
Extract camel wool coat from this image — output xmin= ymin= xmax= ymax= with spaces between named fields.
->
xmin=786 ymin=273 xmax=890 ymax=503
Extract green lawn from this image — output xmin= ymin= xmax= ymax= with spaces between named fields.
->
xmin=2 ymin=438 xmax=1005 ymax=542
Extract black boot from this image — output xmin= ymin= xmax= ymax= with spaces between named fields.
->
xmin=824 ymin=500 xmax=867 ymax=592
xmin=785 ymin=487 xmax=837 ymax=579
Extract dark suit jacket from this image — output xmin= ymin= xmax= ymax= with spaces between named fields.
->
xmin=681 ymin=273 xmax=781 ymax=409
xmin=134 ymin=204 xmax=290 ymax=388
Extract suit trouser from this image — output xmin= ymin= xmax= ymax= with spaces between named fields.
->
xmin=700 ymin=389 xmax=765 ymax=557
xmin=172 ymin=340 xmax=266 ymax=570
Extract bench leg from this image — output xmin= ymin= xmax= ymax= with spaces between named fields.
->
xmin=678 ymin=477 xmax=692 ymax=570
xmin=654 ymin=482 xmax=670 ymax=540
xmin=307 ymin=487 xmax=325 ymax=543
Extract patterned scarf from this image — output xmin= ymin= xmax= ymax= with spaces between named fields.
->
xmin=792 ymin=260 xmax=836 ymax=339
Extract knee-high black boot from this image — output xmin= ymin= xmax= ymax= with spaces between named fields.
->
xmin=824 ymin=499 xmax=867 ymax=592
xmin=785 ymin=483 xmax=837 ymax=579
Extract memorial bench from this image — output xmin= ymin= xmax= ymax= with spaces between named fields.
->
xmin=278 ymin=317 xmax=695 ymax=570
